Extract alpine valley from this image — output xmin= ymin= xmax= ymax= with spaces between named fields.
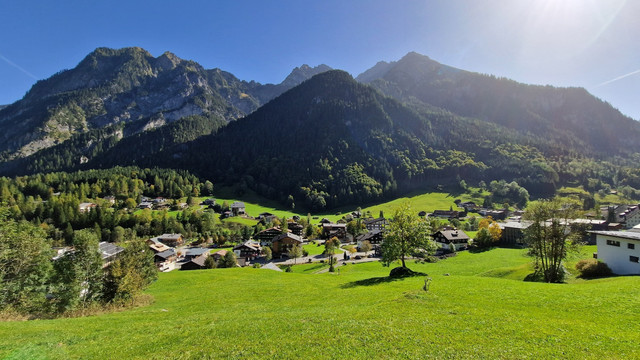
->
xmin=1 ymin=47 xmax=639 ymax=210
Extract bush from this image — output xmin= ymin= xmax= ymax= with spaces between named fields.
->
xmin=576 ymin=259 xmax=613 ymax=278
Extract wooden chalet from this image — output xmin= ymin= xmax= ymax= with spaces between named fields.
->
xmin=431 ymin=210 xmax=460 ymax=219
xmin=255 ymin=227 xmax=283 ymax=244
xmin=233 ymin=241 xmax=262 ymax=261
xmin=322 ymin=223 xmax=348 ymax=242
xmin=432 ymin=229 xmax=470 ymax=251
xmin=231 ymin=201 xmax=246 ymax=216
xmin=272 ymin=233 xmax=303 ymax=255
xmin=364 ymin=217 xmax=388 ymax=231
xmin=180 ymin=254 xmax=208 ymax=271
xmin=287 ymin=221 xmax=304 ymax=236
xmin=153 ymin=233 xmax=184 ymax=247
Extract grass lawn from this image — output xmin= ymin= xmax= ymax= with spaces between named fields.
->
xmin=303 ymin=242 xmax=326 ymax=256
xmin=2 ymin=247 xmax=639 ymax=359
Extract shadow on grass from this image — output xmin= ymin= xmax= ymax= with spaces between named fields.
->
xmin=341 ymin=269 xmax=427 ymax=289
xmin=468 ymin=246 xmax=495 ymax=253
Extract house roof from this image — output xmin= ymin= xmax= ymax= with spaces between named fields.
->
xmin=364 ymin=217 xmax=387 ymax=225
xmin=156 ymin=249 xmax=176 ymax=259
xmin=186 ymin=254 xmax=208 ymax=267
xmin=322 ymin=223 xmax=346 ymax=229
xmin=213 ymin=249 xmax=228 ymax=257
xmin=590 ymin=230 xmax=640 ymax=241
xmin=262 ymin=262 xmax=283 ymax=272
xmin=233 ymin=241 xmax=261 ymax=251
xmin=499 ymin=221 xmax=533 ymax=230
xmin=185 ymin=247 xmax=210 ymax=257
xmin=98 ymin=242 xmax=124 ymax=260
xmin=158 ymin=233 xmax=182 ymax=240
xmin=231 ymin=201 xmax=245 ymax=208
xmin=272 ymin=233 xmax=303 ymax=243
xmin=433 ymin=230 xmax=470 ymax=242
xmin=355 ymin=229 xmax=383 ymax=242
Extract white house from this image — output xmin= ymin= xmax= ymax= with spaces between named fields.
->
xmin=592 ymin=231 xmax=640 ymax=275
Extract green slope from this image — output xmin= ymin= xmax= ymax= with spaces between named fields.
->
xmin=1 ymin=248 xmax=639 ymax=359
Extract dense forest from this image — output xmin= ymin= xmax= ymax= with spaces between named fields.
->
xmin=0 ymin=167 xmax=252 ymax=246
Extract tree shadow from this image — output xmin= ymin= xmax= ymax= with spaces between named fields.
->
xmin=341 ymin=270 xmax=427 ymax=288
xmin=468 ymin=246 xmax=495 ymax=253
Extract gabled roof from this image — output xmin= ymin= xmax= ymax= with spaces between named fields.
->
xmin=364 ymin=217 xmax=387 ymax=225
xmin=433 ymin=230 xmax=470 ymax=242
xmin=272 ymin=233 xmax=303 ymax=243
xmin=590 ymin=230 xmax=640 ymax=241
xmin=231 ymin=201 xmax=245 ymax=208
xmin=262 ymin=262 xmax=283 ymax=272
xmin=158 ymin=233 xmax=183 ymax=240
xmin=156 ymin=249 xmax=176 ymax=260
xmin=212 ymin=249 xmax=228 ymax=257
xmin=233 ymin=241 xmax=261 ymax=251
xmin=355 ymin=229 xmax=383 ymax=242
xmin=185 ymin=247 xmax=210 ymax=257
xmin=186 ymin=254 xmax=208 ymax=267
xmin=98 ymin=242 xmax=124 ymax=260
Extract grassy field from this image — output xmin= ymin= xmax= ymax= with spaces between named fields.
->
xmin=208 ymin=188 xmax=487 ymax=225
xmin=2 ymin=246 xmax=639 ymax=359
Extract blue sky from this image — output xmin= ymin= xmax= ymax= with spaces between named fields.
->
xmin=1 ymin=0 xmax=638 ymax=119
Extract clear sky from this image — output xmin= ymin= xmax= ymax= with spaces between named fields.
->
xmin=1 ymin=0 xmax=638 ymax=119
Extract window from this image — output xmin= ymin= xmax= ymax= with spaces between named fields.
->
xmin=630 ymin=256 xmax=639 ymax=263
xmin=628 ymin=243 xmax=635 ymax=249
xmin=606 ymin=239 xmax=621 ymax=247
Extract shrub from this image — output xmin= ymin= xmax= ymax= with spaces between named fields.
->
xmin=576 ymin=259 xmax=613 ymax=278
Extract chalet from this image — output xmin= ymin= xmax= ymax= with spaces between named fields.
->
xmin=592 ymin=231 xmax=640 ymax=275
xmin=485 ymin=209 xmax=507 ymax=220
xmin=98 ymin=241 xmax=124 ymax=267
xmin=147 ymin=238 xmax=171 ymax=253
xmin=570 ymin=219 xmax=609 ymax=244
xmin=138 ymin=201 xmax=153 ymax=209
xmin=287 ymin=222 xmax=304 ymax=236
xmin=180 ymin=254 xmax=208 ymax=271
xmin=432 ymin=230 xmax=470 ymax=251
xmin=153 ymin=233 xmax=184 ymax=247
xmin=272 ymin=233 xmax=303 ymax=255
xmin=103 ymin=195 xmax=116 ymax=205
xmin=184 ymin=247 xmax=210 ymax=261
xmin=459 ymin=201 xmax=477 ymax=211
xmin=153 ymin=197 xmax=167 ymax=204
xmin=322 ymin=223 xmax=348 ymax=242
xmin=255 ymin=227 xmax=283 ymax=245
xmin=203 ymin=198 xmax=216 ymax=206
xmin=499 ymin=221 xmax=532 ymax=245
xmin=355 ymin=229 xmax=384 ymax=246
xmin=211 ymin=249 xmax=228 ymax=261
xmin=231 ymin=202 xmax=246 ymax=216
xmin=79 ymin=202 xmax=97 ymax=213
xmin=319 ymin=218 xmax=332 ymax=224
xmin=364 ymin=217 xmax=388 ymax=231
xmin=233 ymin=241 xmax=262 ymax=262
xmin=154 ymin=249 xmax=177 ymax=271
xmin=431 ymin=210 xmax=460 ymax=219
xmin=258 ymin=212 xmax=277 ymax=224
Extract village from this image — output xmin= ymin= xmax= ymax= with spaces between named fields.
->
xmin=74 ymin=196 xmax=640 ymax=276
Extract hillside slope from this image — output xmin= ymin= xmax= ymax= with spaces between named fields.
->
xmin=0 ymin=47 xmax=331 ymax=161
xmin=357 ymin=52 xmax=640 ymax=157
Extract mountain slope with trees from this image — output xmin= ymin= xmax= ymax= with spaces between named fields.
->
xmin=356 ymin=52 xmax=640 ymax=157
xmin=0 ymin=47 xmax=331 ymax=161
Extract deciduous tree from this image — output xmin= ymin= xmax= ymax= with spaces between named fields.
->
xmin=381 ymin=202 xmax=435 ymax=269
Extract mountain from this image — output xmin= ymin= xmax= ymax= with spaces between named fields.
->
xmin=0 ymin=47 xmax=331 ymax=161
xmin=356 ymin=52 xmax=640 ymax=157
xmin=3 ymin=50 xmax=640 ymax=210
xmin=117 ymin=70 xmax=583 ymax=209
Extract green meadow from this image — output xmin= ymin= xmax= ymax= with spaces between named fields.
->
xmin=2 ymin=247 xmax=639 ymax=359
